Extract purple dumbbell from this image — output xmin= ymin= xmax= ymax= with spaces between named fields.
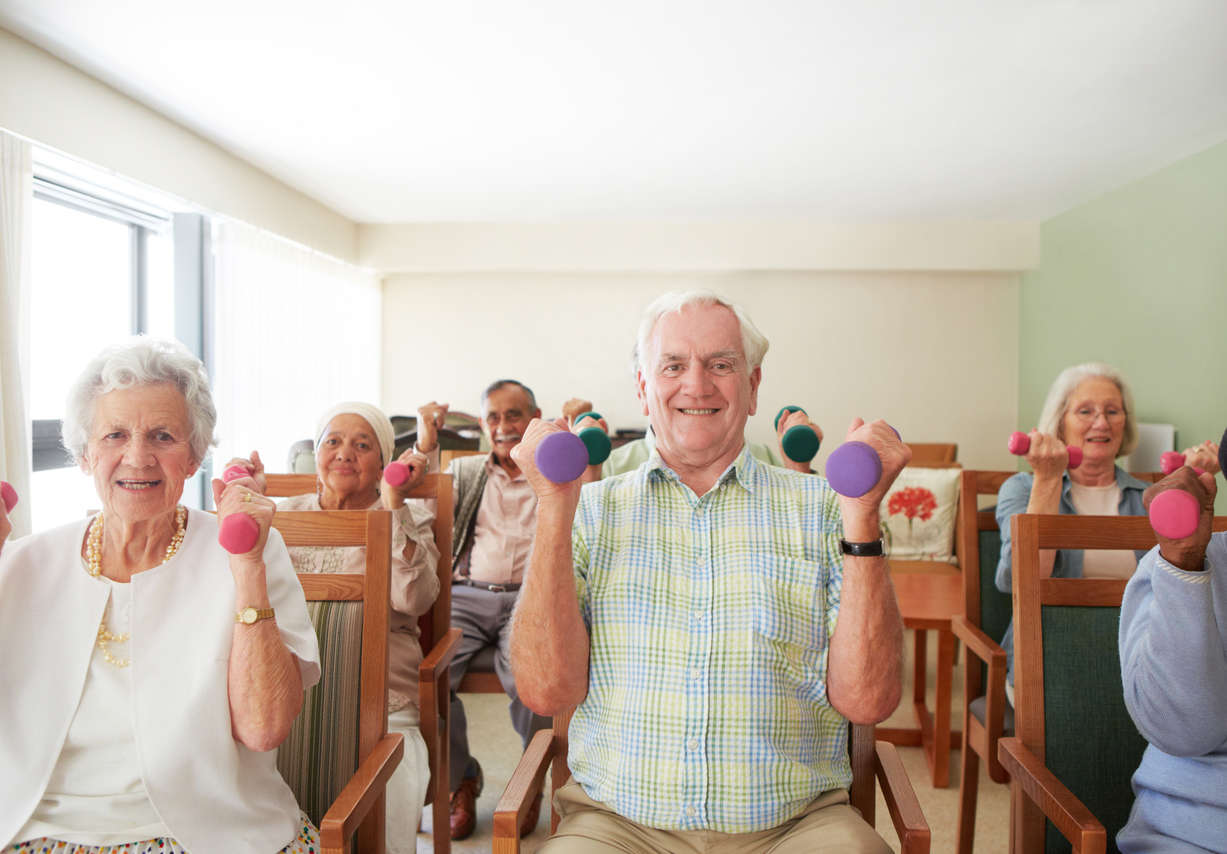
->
xmin=825 ymin=425 xmax=901 ymax=498
xmin=535 ymin=431 xmax=590 ymax=483
xmin=218 ymin=465 xmax=260 ymax=555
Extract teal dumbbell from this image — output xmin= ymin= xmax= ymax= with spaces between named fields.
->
xmin=573 ymin=411 xmax=612 ymax=465
xmin=774 ymin=406 xmax=820 ymax=464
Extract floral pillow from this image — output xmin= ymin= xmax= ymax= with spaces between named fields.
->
xmin=879 ymin=467 xmax=961 ymax=562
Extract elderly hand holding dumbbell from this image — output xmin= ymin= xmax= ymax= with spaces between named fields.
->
xmin=381 ymin=446 xmax=430 ymax=508
xmin=223 ymin=450 xmax=268 ymax=495
xmin=413 ymin=400 xmax=450 ymax=454
xmin=1143 ymin=467 xmax=1217 ymax=572
xmin=774 ymin=406 xmax=824 ymax=474
xmin=211 ymin=467 xmax=276 ymax=562
xmin=1161 ymin=440 xmax=1221 ymax=476
xmin=510 ymin=419 xmax=587 ymax=507
xmin=833 ymin=420 xmax=911 ymax=537
xmin=1010 ymin=429 xmax=1079 ymax=480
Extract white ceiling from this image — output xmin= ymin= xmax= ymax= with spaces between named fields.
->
xmin=3 ymin=1 xmax=1226 ymax=223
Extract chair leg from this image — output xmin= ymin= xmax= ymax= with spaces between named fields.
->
xmin=956 ymin=729 xmax=979 ymax=854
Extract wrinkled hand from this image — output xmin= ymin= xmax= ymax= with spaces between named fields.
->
xmin=776 ymin=409 xmax=823 ymax=473
xmin=224 ymin=450 xmax=267 ymax=494
xmin=1024 ymin=430 xmax=1069 ymax=481
xmin=382 ymin=446 xmax=430 ymax=507
xmin=211 ymin=474 xmax=276 ymax=567
xmin=561 ymin=398 xmax=595 ymax=422
xmin=1180 ymin=440 xmax=1221 ymax=476
xmin=510 ymin=418 xmax=585 ymax=505
xmin=1143 ymin=467 xmax=1217 ymax=572
xmin=416 ymin=401 xmax=449 ymax=454
xmin=837 ymin=418 xmax=911 ymax=540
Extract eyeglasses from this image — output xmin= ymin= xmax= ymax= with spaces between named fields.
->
xmin=1070 ymin=406 xmax=1126 ymax=424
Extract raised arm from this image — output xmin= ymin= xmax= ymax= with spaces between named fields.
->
xmin=1121 ymin=470 xmax=1227 ymax=756
xmin=214 ymin=475 xmax=304 ymax=752
xmin=825 ymin=418 xmax=907 ymax=724
xmin=508 ymin=419 xmax=591 ymax=715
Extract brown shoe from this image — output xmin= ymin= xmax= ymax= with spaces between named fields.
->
xmin=519 ymin=790 xmax=543 ymax=838
xmin=449 ymin=767 xmax=484 ymax=840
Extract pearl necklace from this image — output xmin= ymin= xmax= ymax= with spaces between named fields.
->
xmin=85 ymin=506 xmax=187 ymax=668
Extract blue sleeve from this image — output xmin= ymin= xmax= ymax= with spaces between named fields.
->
xmin=1119 ymin=535 xmax=1227 ymax=757
xmin=994 ymin=473 xmax=1033 ymax=594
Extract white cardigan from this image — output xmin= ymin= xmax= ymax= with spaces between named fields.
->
xmin=0 ymin=508 xmax=321 ymax=853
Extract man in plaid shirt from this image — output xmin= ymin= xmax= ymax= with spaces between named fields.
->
xmin=509 ymin=291 xmax=907 ymax=852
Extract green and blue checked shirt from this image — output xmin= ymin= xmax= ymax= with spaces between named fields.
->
xmin=569 ymin=447 xmax=851 ymax=833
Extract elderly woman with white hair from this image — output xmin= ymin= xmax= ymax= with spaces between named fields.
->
xmin=0 ymin=337 xmax=321 ymax=853
xmin=994 ymin=362 xmax=1220 ymax=700
xmin=227 ymin=401 xmax=441 ymax=851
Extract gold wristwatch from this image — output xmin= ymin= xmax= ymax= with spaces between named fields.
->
xmin=236 ymin=606 xmax=275 ymax=625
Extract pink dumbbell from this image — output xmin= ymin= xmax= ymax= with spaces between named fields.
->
xmin=1159 ymin=451 xmax=1206 ymax=476
xmin=1 ymin=480 xmax=17 ymax=514
xmin=218 ymin=465 xmax=260 ymax=555
xmin=383 ymin=461 xmax=410 ymax=487
xmin=1148 ymin=489 xmax=1200 ymax=540
xmin=1008 ymin=432 xmax=1083 ymax=470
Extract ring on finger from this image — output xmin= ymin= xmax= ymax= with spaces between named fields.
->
xmin=242 ymin=491 xmax=252 ymax=503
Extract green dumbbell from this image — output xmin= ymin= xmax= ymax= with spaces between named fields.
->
xmin=774 ymin=406 xmax=820 ymax=463
xmin=573 ymin=411 xmax=612 ymax=465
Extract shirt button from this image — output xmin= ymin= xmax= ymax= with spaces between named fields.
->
xmin=685 ymin=805 xmax=697 ymax=818
xmin=689 ymin=669 xmax=701 ymax=681
xmin=687 ymin=738 xmax=700 ymax=751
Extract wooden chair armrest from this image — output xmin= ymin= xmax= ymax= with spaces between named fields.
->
xmin=998 ymin=737 xmax=1107 ymax=854
xmin=420 ymin=627 xmax=462 ymax=683
xmin=493 ymin=728 xmax=557 ymax=843
xmin=951 ymin=616 xmax=1006 ymax=667
xmin=874 ymin=740 xmax=931 ymax=854
xmin=319 ymin=732 xmax=405 ymax=852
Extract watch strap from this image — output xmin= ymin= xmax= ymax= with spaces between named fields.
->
xmin=840 ymin=538 xmax=885 ymax=557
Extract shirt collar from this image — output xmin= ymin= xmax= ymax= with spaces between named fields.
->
xmin=645 ymin=443 xmax=758 ymax=494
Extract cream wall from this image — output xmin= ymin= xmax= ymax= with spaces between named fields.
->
xmin=382 ymin=271 xmax=1021 ymax=472
xmin=0 ymin=27 xmax=357 ymax=262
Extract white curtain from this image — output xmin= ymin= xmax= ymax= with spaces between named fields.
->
xmin=0 ymin=132 xmax=32 ymax=538
xmin=212 ymin=220 xmax=382 ymax=473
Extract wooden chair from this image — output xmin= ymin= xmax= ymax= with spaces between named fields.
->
xmin=905 ymin=442 xmax=958 ymax=466
xmin=492 ymin=710 xmax=930 ymax=854
xmin=267 ymin=473 xmax=460 ymax=854
xmin=950 ymin=469 xmax=1016 ymax=854
xmin=271 ymin=509 xmax=402 ymax=854
xmin=998 ymin=513 xmax=1227 ymax=854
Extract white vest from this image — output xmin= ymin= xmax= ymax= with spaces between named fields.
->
xmin=0 ymin=509 xmax=321 ymax=853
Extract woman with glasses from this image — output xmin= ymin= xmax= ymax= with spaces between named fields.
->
xmin=994 ymin=362 xmax=1218 ymax=702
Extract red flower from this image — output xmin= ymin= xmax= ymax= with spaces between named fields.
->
xmin=888 ymin=487 xmax=937 ymax=534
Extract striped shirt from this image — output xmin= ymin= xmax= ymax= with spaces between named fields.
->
xmin=568 ymin=447 xmax=850 ymax=833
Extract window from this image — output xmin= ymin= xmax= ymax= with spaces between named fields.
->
xmin=28 ymin=152 xmax=193 ymax=532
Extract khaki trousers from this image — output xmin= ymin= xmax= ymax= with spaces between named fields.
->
xmin=539 ymin=779 xmax=892 ymax=854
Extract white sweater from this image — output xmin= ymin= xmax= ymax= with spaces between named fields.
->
xmin=0 ymin=509 xmax=320 ymax=853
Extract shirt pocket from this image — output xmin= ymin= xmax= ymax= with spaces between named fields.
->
xmin=750 ymin=558 xmax=827 ymax=661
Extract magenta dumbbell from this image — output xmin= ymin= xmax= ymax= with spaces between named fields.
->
xmin=1 ymin=480 xmax=17 ymax=514
xmin=218 ymin=464 xmax=260 ymax=555
xmin=1008 ymin=431 xmax=1083 ymax=470
xmin=1148 ymin=489 xmax=1200 ymax=540
xmin=825 ymin=425 xmax=901 ymax=498
xmin=384 ymin=461 xmax=411 ymax=487
xmin=1159 ymin=451 xmax=1205 ymax=476
xmin=535 ymin=431 xmax=590 ymax=483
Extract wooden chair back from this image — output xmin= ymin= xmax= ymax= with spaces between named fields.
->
xmin=1007 ymin=513 xmax=1227 ymax=854
xmin=272 ymin=509 xmax=396 ymax=854
xmin=904 ymin=442 xmax=958 ymax=467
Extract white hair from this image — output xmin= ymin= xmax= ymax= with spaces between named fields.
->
xmin=633 ymin=290 xmax=769 ymax=376
xmin=62 ymin=336 xmax=218 ymax=465
xmin=1036 ymin=362 xmax=1138 ymax=457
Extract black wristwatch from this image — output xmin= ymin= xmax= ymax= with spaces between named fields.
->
xmin=840 ymin=538 xmax=885 ymax=557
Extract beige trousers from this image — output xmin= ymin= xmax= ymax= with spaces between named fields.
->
xmin=538 ymin=779 xmax=892 ymax=854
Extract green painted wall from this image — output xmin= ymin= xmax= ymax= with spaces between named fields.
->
xmin=1020 ymin=140 xmax=1227 ymax=509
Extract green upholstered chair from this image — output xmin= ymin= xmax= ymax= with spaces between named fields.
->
xmin=273 ymin=509 xmax=403 ymax=854
xmin=950 ymin=469 xmax=1016 ymax=854
xmin=267 ymin=474 xmax=460 ymax=854
xmin=492 ymin=713 xmax=931 ymax=854
xmin=995 ymin=513 xmax=1227 ymax=854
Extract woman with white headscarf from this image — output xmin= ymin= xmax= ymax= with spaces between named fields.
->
xmin=228 ymin=401 xmax=443 ymax=851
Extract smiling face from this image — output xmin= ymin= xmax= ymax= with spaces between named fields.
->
xmin=1061 ymin=376 xmax=1126 ymax=464
xmin=483 ymin=384 xmax=540 ymax=466
xmin=637 ymin=302 xmax=760 ymax=474
xmin=315 ymin=413 xmax=384 ymax=502
xmin=80 ymin=383 xmax=199 ymax=526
